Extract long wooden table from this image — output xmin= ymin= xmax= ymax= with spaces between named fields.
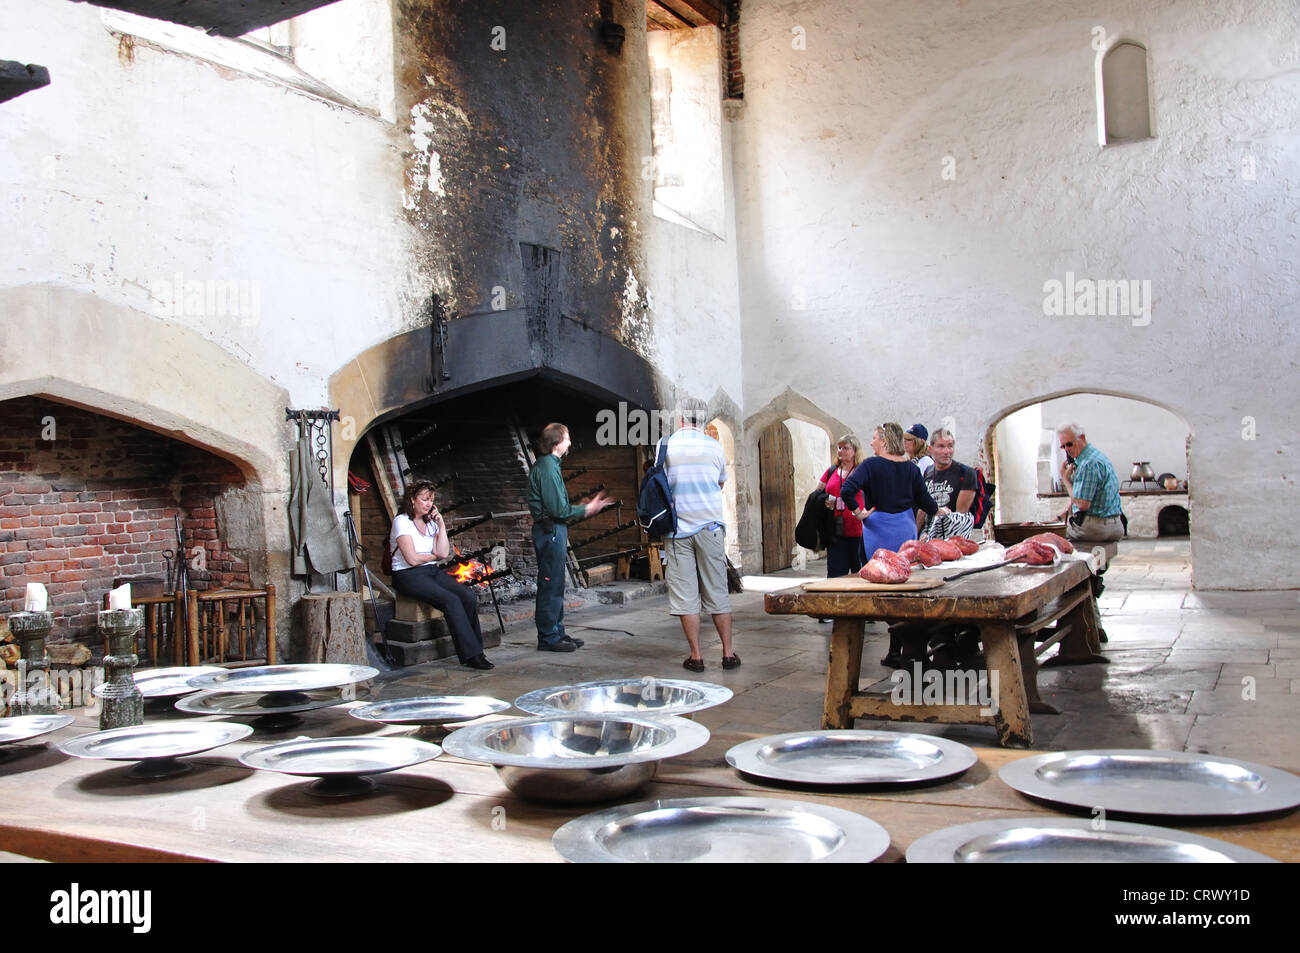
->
xmin=765 ymin=559 xmax=1104 ymax=747
xmin=0 ymin=705 xmax=1295 ymax=863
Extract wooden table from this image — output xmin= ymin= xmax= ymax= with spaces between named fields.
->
xmin=765 ymin=559 xmax=1106 ymax=747
xmin=0 ymin=707 xmax=1295 ymax=863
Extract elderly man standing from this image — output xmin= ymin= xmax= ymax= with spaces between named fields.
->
xmin=528 ymin=422 xmax=613 ymax=653
xmin=661 ymin=398 xmax=738 ymax=672
xmin=1055 ymin=423 xmax=1124 ymax=542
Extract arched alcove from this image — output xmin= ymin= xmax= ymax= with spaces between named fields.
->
xmin=1097 ymin=38 xmax=1154 ymax=145
xmin=986 ymin=390 xmax=1191 ymax=540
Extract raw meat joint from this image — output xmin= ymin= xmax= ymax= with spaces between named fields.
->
xmin=899 ymin=539 xmax=942 ymax=567
xmin=1026 ymin=532 xmax=1073 ymax=554
xmin=1005 ymin=540 xmax=1057 ymax=565
xmin=860 ymin=548 xmax=911 ymax=584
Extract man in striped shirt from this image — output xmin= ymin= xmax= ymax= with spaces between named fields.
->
xmin=662 ymin=397 xmax=739 ymax=672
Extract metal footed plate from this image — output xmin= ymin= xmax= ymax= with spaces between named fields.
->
xmin=58 ymin=722 xmax=253 ymax=778
xmin=907 ymin=817 xmax=1278 ymax=863
xmin=187 ymin=664 xmax=378 ymax=694
xmin=350 ymin=696 xmax=511 ymax=728
xmin=240 ymin=736 xmax=441 ymax=796
xmin=514 ymin=678 xmax=732 ymax=718
xmin=554 ymin=796 xmax=891 ymax=863
xmin=999 ymin=749 xmax=1300 ymax=818
xmin=175 ymin=686 xmax=353 ymax=717
xmin=726 ymin=730 xmax=978 ymax=786
xmin=93 ymin=666 xmax=224 ymax=699
xmin=0 ymin=714 xmax=75 ymax=745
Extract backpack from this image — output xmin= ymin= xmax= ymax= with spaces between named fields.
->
xmin=637 ymin=438 xmax=677 ymax=539
xmin=970 ymin=467 xmax=996 ymax=528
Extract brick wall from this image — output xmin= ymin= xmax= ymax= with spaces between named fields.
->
xmin=0 ymin=397 xmax=250 ymax=643
xmin=725 ymin=0 xmax=744 ymax=100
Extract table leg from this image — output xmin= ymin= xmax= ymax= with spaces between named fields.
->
xmin=982 ymin=621 xmax=1033 ymax=747
xmin=1047 ymin=582 xmax=1110 ymax=666
xmin=821 ymin=617 xmax=865 ymax=729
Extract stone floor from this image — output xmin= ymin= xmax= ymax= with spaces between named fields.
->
xmin=374 ymin=540 xmax=1300 ymax=771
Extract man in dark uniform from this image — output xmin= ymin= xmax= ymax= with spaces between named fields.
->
xmin=526 ymin=423 xmax=613 ymax=652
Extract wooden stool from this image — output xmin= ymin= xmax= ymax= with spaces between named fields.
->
xmin=395 ymin=595 xmax=445 ymax=624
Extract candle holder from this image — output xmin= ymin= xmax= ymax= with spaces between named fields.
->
xmin=97 ymin=608 xmax=144 ymax=730
xmin=7 ymin=611 xmax=59 ymax=716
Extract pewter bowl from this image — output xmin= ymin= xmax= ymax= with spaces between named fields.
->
xmin=514 ymin=678 xmax=732 ymax=719
xmin=349 ymin=696 xmax=512 ymax=731
xmin=442 ymin=713 xmax=710 ymax=804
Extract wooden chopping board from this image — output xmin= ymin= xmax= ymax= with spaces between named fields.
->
xmin=801 ymin=575 xmax=945 ymax=593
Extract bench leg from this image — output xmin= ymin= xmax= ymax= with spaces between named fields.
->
xmin=1045 ymin=582 xmax=1110 ymax=666
xmin=822 ymin=617 xmax=865 ymax=729
xmin=1017 ymin=631 xmax=1060 ymax=715
xmin=982 ymin=621 xmax=1033 ymax=747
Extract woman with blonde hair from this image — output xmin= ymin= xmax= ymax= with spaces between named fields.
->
xmin=839 ymin=422 xmax=938 ymax=561
xmin=904 ymin=423 xmax=934 ymax=475
xmin=815 ymin=434 xmax=866 ymax=577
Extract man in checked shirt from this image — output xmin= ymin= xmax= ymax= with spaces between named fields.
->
xmin=1055 ymin=423 xmax=1125 ymax=543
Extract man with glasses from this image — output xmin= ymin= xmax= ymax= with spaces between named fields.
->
xmin=1055 ymin=423 xmax=1124 ymax=542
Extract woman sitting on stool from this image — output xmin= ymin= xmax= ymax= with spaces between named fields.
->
xmin=389 ymin=480 xmax=492 ymax=670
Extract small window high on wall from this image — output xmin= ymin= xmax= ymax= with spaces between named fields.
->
xmin=1097 ymin=40 xmax=1153 ymax=145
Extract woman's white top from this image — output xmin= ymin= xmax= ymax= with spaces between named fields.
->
xmin=913 ymin=455 xmax=934 ymax=475
xmin=390 ymin=514 xmax=438 ymax=571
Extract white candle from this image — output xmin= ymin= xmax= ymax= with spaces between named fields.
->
xmin=108 ymin=583 xmax=132 ymax=610
xmin=24 ymin=582 xmax=47 ymax=612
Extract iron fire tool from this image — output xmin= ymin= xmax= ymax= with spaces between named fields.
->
xmin=437 ymin=496 xmax=476 ymax=515
xmin=432 ymin=540 xmax=503 ymax=570
xmin=568 ymin=484 xmax=606 ymax=503
xmin=400 ymin=441 xmax=456 ymax=476
xmin=173 ymin=514 xmax=192 ymax=662
xmin=562 ymin=467 xmax=588 ymax=483
xmin=445 ymin=513 xmax=495 ymax=537
xmin=402 ymin=422 xmax=438 ymax=449
xmin=343 ymin=510 xmax=394 ymax=665
xmin=570 ymin=518 xmax=638 ymax=550
xmin=576 ymin=547 xmax=641 ymax=565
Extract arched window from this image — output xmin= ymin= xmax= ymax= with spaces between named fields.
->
xmin=1098 ymin=40 xmax=1152 ymax=144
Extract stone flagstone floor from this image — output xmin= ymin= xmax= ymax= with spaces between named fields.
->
xmin=378 ymin=540 xmax=1300 ymax=771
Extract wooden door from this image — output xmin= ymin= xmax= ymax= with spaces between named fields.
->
xmin=759 ymin=422 xmax=795 ymax=573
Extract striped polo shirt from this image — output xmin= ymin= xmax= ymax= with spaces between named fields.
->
xmin=662 ymin=428 xmax=727 ymax=538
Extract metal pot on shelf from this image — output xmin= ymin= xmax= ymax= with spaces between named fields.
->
xmin=1130 ymin=462 xmax=1155 ymax=482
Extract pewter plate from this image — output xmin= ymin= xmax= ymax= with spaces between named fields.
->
xmin=187 ymin=664 xmax=378 ymax=694
xmin=175 ymin=686 xmax=355 ymax=716
xmin=443 ymin=713 xmax=710 ymax=770
xmin=0 ymin=714 xmax=75 ymax=745
xmin=726 ymin=730 xmax=978 ymax=786
xmin=553 ymin=796 xmax=891 ymax=864
xmin=240 ymin=736 xmax=441 ymax=779
xmin=58 ymin=722 xmax=253 ymax=762
xmin=92 ymin=666 xmax=224 ymax=699
xmin=907 ymin=817 xmax=1278 ymax=863
xmin=350 ymin=696 xmax=511 ymax=728
xmin=514 ymin=678 xmax=732 ymax=718
xmin=1000 ymin=749 xmax=1300 ymax=818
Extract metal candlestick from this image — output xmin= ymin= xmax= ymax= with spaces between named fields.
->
xmin=97 ymin=608 xmax=144 ymax=730
xmin=7 ymin=611 xmax=59 ymax=716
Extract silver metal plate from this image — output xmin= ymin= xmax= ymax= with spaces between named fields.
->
xmin=349 ymin=696 xmax=511 ymax=727
xmin=239 ymin=736 xmax=441 ymax=778
xmin=187 ymin=664 xmax=378 ymax=693
xmin=58 ymin=722 xmax=253 ymax=762
xmin=907 ymin=817 xmax=1278 ymax=863
xmin=999 ymin=749 xmax=1300 ymax=817
xmin=0 ymin=714 xmax=75 ymax=744
xmin=726 ymin=730 xmax=978 ymax=785
xmin=175 ymin=687 xmax=351 ymax=716
xmin=514 ymin=678 xmax=732 ymax=718
xmin=92 ymin=666 xmax=224 ymax=699
xmin=554 ymin=796 xmax=891 ymax=863
xmin=443 ymin=713 xmax=710 ymax=770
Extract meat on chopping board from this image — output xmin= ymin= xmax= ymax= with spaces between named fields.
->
xmin=1004 ymin=539 xmax=1057 ymax=565
xmin=948 ymin=536 xmax=980 ymax=556
xmin=1026 ymin=532 xmax=1074 ymax=554
xmin=860 ymin=549 xmax=911 ymax=584
xmin=899 ymin=539 xmax=942 ymax=567
xmin=928 ymin=539 xmax=963 ymax=561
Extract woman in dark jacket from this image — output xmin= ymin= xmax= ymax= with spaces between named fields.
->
xmin=840 ymin=422 xmax=938 ymax=562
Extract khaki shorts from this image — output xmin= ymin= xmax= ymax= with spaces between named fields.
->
xmin=664 ymin=527 xmax=731 ymax=616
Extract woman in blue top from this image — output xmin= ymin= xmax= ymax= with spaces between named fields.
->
xmin=840 ymin=422 xmax=938 ymax=562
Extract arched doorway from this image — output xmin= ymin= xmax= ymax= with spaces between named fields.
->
xmin=758 ymin=418 xmax=832 ymax=572
xmin=989 ymin=392 xmax=1191 ymax=539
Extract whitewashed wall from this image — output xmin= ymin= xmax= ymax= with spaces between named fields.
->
xmin=730 ymin=0 xmax=1300 ymax=588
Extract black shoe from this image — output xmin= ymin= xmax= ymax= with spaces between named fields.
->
xmin=880 ymin=653 xmax=906 ymax=669
xmin=464 ymin=654 xmax=494 ymax=670
xmin=538 ymin=640 xmax=577 ymax=653
xmin=721 ymin=654 xmax=741 ymax=670
xmin=562 ymin=636 xmax=585 ymax=648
